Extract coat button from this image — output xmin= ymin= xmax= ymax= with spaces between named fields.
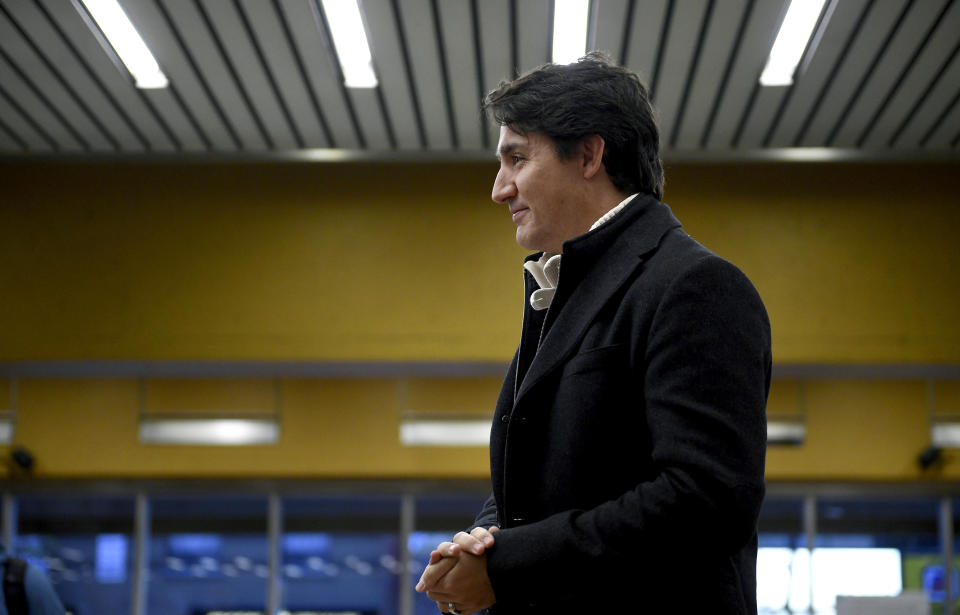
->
xmin=501 ymin=415 xmax=510 ymax=423
xmin=511 ymin=517 xmax=526 ymax=524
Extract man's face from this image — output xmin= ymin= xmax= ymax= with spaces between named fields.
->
xmin=492 ymin=126 xmax=586 ymax=254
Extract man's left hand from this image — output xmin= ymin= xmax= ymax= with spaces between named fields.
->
xmin=421 ymin=548 xmax=496 ymax=614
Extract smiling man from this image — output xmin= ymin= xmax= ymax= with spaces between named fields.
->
xmin=415 ymin=53 xmax=771 ymax=615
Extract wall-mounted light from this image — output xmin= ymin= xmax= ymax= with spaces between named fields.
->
xmin=320 ymin=0 xmax=378 ymax=88
xmin=759 ymin=0 xmax=829 ymax=86
xmin=768 ymin=417 xmax=805 ymax=445
xmin=140 ymin=415 xmax=279 ymax=446
xmin=552 ymin=0 xmax=590 ymax=65
xmin=76 ymin=0 xmax=168 ymax=88
xmin=400 ymin=414 xmax=491 ymax=447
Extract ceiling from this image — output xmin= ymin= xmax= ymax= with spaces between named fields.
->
xmin=0 ymin=0 xmax=958 ymax=161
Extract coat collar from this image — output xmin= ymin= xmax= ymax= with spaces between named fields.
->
xmin=515 ymin=194 xmax=682 ymax=404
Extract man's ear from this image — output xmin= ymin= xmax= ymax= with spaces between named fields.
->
xmin=580 ymin=134 xmax=606 ymax=180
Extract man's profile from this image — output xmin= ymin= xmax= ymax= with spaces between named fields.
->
xmin=416 ymin=52 xmax=770 ymax=615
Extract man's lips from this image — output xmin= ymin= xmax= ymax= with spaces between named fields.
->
xmin=511 ymin=206 xmax=528 ymax=223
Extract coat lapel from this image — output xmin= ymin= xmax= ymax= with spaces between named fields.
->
xmin=514 ymin=195 xmax=682 ymax=405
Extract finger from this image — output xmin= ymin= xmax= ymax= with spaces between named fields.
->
xmin=426 ymin=589 xmax=456 ymax=602
xmin=453 ymin=531 xmax=486 ymax=555
xmin=428 ymin=549 xmax=445 ymax=565
xmin=469 ymin=527 xmax=497 ymax=550
xmin=415 ymin=556 xmax=457 ymax=592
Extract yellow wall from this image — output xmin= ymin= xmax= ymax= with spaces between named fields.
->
xmin=2 ymin=161 xmax=958 ymax=363
xmin=1 ymin=159 xmax=959 ymax=483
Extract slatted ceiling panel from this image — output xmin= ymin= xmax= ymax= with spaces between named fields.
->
xmin=0 ymin=9 xmax=110 ymax=151
xmin=762 ymin=0 xmax=865 ymax=148
xmin=476 ymin=0 xmax=511 ymax=147
xmin=650 ymin=0 xmax=709 ymax=148
xmin=346 ymin=88 xmax=392 ymax=149
xmin=0 ymin=44 xmax=83 ymax=152
xmin=238 ymin=0 xmax=328 ymax=149
xmin=397 ymin=0 xmax=453 ymax=149
xmin=863 ymin=1 xmax=960 ymax=148
xmin=205 ymin=0 xmax=298 ymax=149
xmin=0 ymin=78 xmax=53 ymax=152
xmin=591 ymin=0 xmax=629 ymax=62
xmin=671 ymin=0 xmax=748 ymax=149
xmin=515 ymin=0 xmax=550 ymax=75
xmin=622 ymin=1 xmax=668 ymax=99
xmin=363 ymin=0 xmax=422 ymax=150
xmin=164 ymin=0 xmax=267 ymax=150
xmin=124 ymin=0 xmax=237 ymax=150
xmin=0 ymin=123 xmax=21 ymax=151
xmin=925 ymin=98 xmax=960 ymax=148
xmin=436 ymin=0 xmax=484 ymax=150
xmin=796 ymin=0 xmax=904 ymax=147
xmin=831 ymin=0 xmax=946 ymax=147
xmin=703 ymin=0 xmax=786 ymax=148
xmin=279 ymin=0 xmax=361 ymax=150
xmin=899 ymin=55 xmax=960 ymax=148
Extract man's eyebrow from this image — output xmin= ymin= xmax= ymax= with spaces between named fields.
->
xmin=496 ymin=142 xmax=520 ymax=160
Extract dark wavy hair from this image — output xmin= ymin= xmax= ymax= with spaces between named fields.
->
xmin=483 ymin=52 xmax=664 ymax=199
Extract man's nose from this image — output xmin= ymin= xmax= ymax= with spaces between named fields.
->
xmin=491 ymin=170 xmax=516 ymax=203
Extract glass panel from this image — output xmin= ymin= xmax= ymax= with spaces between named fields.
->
xmin=16 ymin=494 xmax=135 ymax=615
xmin=410 ymin=493 xmax=489 ymax=615
xmin=148 ymin=495 xmax=268 ymax=615
xmin=283 ymin=495 xmax=402 ymax=615
xmin=818 ymin=498 xmax=939 ymax=615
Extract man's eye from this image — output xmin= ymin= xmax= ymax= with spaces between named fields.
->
xmin=512 ymin=155 xmax=524 ymax=164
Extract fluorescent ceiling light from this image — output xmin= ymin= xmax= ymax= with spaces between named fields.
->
xmin=552 ymin=0 xmax=590 ymax=65
xmin=78 ymin=0 xmax=168 ymax=88
xmin=140 ymin=417 xmax=279 ymax=446
xmin=759 ymin=0 xmax=828 ymax=86
xmin=767 ymin=418 xmax=805 ymax=445
xmin=400 ymin=415 xmax=491 ymax=447
xmin=320 ymin=0 xmax=378 ymax=88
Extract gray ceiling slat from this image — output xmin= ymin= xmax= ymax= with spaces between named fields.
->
xmin=237 ymin=0 xmax=328 ymax=148
xmin=0 ymin=48 xmax=85 ymax=151
xmin=0 ymin=6 xmax=114 ymax=151
xmin=363 ymin=0 xmax=422 ymax=150
xmin=673 ymin=0 xmax=748 ymax=149
xmin=828 ymin=0 xmax=946 ymax=147
xmin=735 ymin=87 xmax=786 ymax=148
xmin=861 ymin=0 xmax=960 ymax=148
xmin=591 ymin=0 xmax=629 ymax=62
xmin=652 ymin=0 xmax=708 ymax=147
xmin=201 ymin=0 xmax=296 ymax=149
xmin=765 ymin=0 xmax=870 ymax=147
xmin=0 ymin=116 xmax=26 ymax=151
xmin=892 ymin=40 xmax=960 ymax=148
xmin=278 ymin=0 xmax=360 ymax=150
xmin=396 ymin=0 xmax=453 ymax=149
xmin=477 ymin=0 xmax=511 ymax=147
xmin=428 ymin=0 xmax=459 ymax=148
xmin=918 ymin=66 xmax=960 ymax=149
xmin=623 ymin=0 xmax=668 ymax=85
xmin=704 ymin=0 xmax=788 ymax=148
xmin=162 ymin=0 xmax=267 ymax=150
xmin=437 ymin=0 xmax=483 ymax=150
xmin=346 ymin=89 xmax=392 ymax=150
xmin=798 ymin=0 xmax=910 ymax=147
xmin=124 ymin=0 xmax=239 ymax=150
xmin=515 ymin=0 xmax=550 ymax=74
xmin=0 ymin=85 xmax=50 ymax=151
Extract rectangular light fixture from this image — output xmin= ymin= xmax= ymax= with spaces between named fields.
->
xmin=759 ymin=0 xmax=829 ymax=86
xmin=400 ymin=414 xmax=491 ymax=447
xmin=767 ymin=417 xmax=805 ymax=445
xmin=552 ymin=0 xmax=590 ymax=65
xmin=320 ymin=0 xmax=378 ymax=88
xmin=0 ymin=412 xmax=13 ymax=445
xmin=932 ymin=420 xmax=960 ymax=448
xmin=140 ymin=415 xmax=279 ymax=446
xmin=78 ymin=0 xmax=168 ymax=88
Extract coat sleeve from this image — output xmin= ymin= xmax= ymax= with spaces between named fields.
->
xmin=470 ymin=493 xmax=500 ymax=531
xmin=25 ymin=563 xmax=67 ymax=615
xmin=484 ymin=255 xmax=770 ymax=606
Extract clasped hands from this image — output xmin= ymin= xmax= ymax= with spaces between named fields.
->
xmin=415 ymin=526 xmax=499 ymax=614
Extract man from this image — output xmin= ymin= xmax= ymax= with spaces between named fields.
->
xmin=416 ymin=53 xmax=770 ymax=614
xmin=0 ymin=544 xmax=66 ymax=614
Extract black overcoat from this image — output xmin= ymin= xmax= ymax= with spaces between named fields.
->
xmin=473 ymin=195 xmax=771 ymax=614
